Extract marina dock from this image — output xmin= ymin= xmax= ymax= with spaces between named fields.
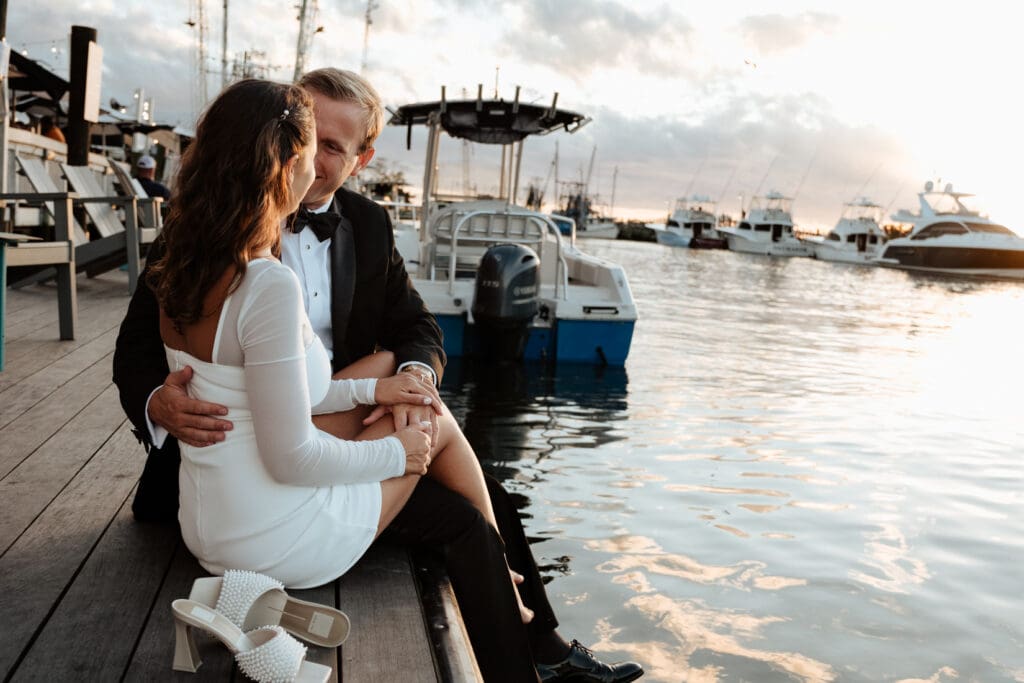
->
xmin=0 ymin=270 xmax=477 ymax=682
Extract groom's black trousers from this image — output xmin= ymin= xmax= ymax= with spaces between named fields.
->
xmin=380 ymin=475 xmax=557 ymax=683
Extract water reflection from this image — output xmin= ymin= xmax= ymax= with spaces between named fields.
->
xmin=442 ymin=358 xmax=630 ymax=467
xmin=438 ymin=241 xmax=1024 ymax=682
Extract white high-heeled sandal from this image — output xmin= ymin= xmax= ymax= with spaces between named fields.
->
xmin=189 ymin=570 xmax=350 ymax=647
xmin=172 ymin=599 xmax=330 ymax=682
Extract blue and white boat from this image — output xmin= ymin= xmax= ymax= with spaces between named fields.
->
xmin=387 ymin=92 xmax=636 ymax=365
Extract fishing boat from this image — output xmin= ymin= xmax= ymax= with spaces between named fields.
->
xmin=655 ymin=195 xmax=727 ymax=249
xmin=806 ymin=197 xmax=887 ymax=264
xmin=717 ymin=191 xmax=811 ymax=257
xmin=875 ymin=181 xmax=1024 ymax=278
xmin=387 ymin=90 xmax=637 ymax=365
xmin=552 ymin=188 xmax=619 ymax=239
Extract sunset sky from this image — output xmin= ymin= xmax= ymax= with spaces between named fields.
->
xmin=8 ymin=0 xmax=1020 ymax=231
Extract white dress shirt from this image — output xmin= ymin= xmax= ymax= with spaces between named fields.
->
xmin=281 ymin=201 xmax=335 ymax=358
xmin=281 ymin=199 xmax=436 ymax=383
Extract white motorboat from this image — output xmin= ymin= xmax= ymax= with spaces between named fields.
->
xmin=807 ymin=197 xmax=887 ymax=264
xmin=875 ymin=181 xmax=1024 ymax=279
xmin=655 ymin=195 xmax=727 ymax=249
xmin=717 ymin=191 xmax=811 ymax=257
xmin=387 ymin=92 xmax=637 ymax=365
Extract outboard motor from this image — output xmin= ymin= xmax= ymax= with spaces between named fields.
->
xmin=471 ymin=244 xmax=540 ymax=361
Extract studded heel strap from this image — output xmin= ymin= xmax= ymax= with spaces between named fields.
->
xmin=234 ymin=626 xmax=307 ymax=683
xmin=214 ymin=570 xmax=285 ymax=629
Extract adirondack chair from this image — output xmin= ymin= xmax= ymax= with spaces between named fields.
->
xmin=0 ymin=195 xmax=77 ymax=369
xmin=108 ymin=159 xmax=164 ymax=231
xmin=12 ymin=156 xmax=140 ymax=291
xmin=60 ymin=162 xmax=157 ymax=294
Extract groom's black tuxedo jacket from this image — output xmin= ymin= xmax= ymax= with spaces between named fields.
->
xmin=112 ymin=187 xmax=445 ymax=522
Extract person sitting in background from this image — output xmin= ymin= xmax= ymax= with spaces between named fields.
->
xmin=135 ymin=155 xmax=171 ymax=200
xmin=40 ymin=115 xmax=65 ymax=143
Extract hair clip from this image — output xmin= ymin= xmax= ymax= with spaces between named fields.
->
xmin=280 ymin=108 xmax=290 ymax=121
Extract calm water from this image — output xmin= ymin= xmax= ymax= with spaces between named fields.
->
xmin=440 ymin=241 xmax=1024 ymax=683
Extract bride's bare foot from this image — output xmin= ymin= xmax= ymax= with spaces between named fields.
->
xmin=510 ymin=569 xmax=534 ymax=623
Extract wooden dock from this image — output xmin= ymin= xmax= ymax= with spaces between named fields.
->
xmin=0 ymin=270 xmax=478 ymax=682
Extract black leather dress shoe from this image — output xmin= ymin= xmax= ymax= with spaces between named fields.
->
xmin=535 ymin=640 xmax=644 ymax=682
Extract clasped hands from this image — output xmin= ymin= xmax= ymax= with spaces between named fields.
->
xmin=368 ymin=370 xmax=443 ymax=476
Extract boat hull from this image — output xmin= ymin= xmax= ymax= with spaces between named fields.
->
xmin=723 ymin=232 xmax=811 ymax=257
xmin=811 ymin=243 xmax=883 ymax=264
xmin=575 ymin=225 xmax=620 ymax=239
xmin=655 ymin=227 xmax=727 ymax=249
xmin=436 ymin=312 xmax=634 ymax=365
xmin=877 ymin=244 xmax=1024 ymax=278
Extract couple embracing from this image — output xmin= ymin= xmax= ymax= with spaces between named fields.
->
xmin=113 ymin=68 xmax=642 ymax=683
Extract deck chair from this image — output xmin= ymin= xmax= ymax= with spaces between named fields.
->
xmin=0 ymin=195 xmax=77 ymax=369
xmin=61 ymin=162 xmax=158 ymax=294
xmin=108 ymin=159 xmax=164 ymax=231
xmin=12 ymin=156 xmax=139 ymax=291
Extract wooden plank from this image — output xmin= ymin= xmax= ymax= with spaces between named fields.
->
xmin=1 ymin=294 xmax=55 ymax=332
xmin=125 ymin=544 xmax=246 ymax=682
xmin=0 ymin=383 xmax=128 ymax=554
xmin=12 ymin=495 xmax=179 ymax=681
xmin=338 ymin=543 xmax=436 ymax=683
xmin=127 ymin=551 xmax=340 ymax=683
xmin=0 ymin=272 xmax=127 ymax=372
xmin=2 ymin=282 xmax=111 ymax=347
xmin=415 ymin=554 xmax=482 ymax=681
xmin=2 ymin=304 xmax=59 ymax=342
xmin=0 ymin=328 xmax=118 ymax=430
xmin=0 ymin=422 xmax=142 ymax=677
xmin=0 ymin=355 xmax=114 ymax=479
xmin=0 ymin=299 xmax=124 ymax=390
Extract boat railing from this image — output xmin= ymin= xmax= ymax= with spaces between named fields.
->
xmin=428 ymin=208 xmax=569 ymax=299
xmin=377 ymin=200 xmax=421 ymax=224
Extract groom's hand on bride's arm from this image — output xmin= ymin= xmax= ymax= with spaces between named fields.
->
xmin=148 ymin=366 xmax=233 ymax=448
xmin=361 ymin=402 xmax=440 ymax=441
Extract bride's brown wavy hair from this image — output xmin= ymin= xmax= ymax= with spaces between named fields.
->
xmin=148 ymin=79 xmax=314 ymax=330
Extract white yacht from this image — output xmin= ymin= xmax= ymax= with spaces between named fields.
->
xmin=875 ymin=182 xmax=1024 ymax=279
xmin=387 ymin=93 xmax=637 ymax=365
xmin=655 ymin=195 xmax=727 ymax=249
xmin=807 ymin=197 xmax=887 ymax=264
xmin=717 ymin=191 xmax=811 ymax=256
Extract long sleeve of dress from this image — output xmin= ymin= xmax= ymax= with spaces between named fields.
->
xmin=311 ymin=377 xmax=377 ymax=415
xmin=238 ymin=265 xmax=405 ymax=486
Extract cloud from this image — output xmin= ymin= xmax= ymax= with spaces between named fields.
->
xmin=373 ymin=87 xmax=915 ymax=229
xmin=738 ymin=12 xmax=841 ymax=57
xmin=499 ymin=0 xmax=695 ymax=80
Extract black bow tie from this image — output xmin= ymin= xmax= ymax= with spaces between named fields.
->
xmin=295 ymin=207 xmax=341 ymax=242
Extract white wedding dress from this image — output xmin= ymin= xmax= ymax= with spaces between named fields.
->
xmin=165 ymin=258 xmax=405 ymax=588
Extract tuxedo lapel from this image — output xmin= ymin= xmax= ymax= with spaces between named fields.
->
xmin=330 ymin=204 xmax=356 ymax=369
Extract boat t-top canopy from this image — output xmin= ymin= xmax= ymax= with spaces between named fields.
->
xmin=388 ymin=96 xmax=590 ymax=145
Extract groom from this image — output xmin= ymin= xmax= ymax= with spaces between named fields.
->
xmin=112 ymin=68 xmax=642 ymax=683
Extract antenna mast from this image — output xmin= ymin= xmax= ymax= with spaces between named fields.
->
xmin=609 ymin=165 xmax=618 ymax=216
xmin=189 ymin=0 xmax=210 ymax=114
xmin=221 ymin=0 xmax=228 ymax=89
xmin=461 ymin=88 xmax=471 ymax=195
xmin=294 ymin=0 xmax=320 ymax=82
xmin=583 ymin=145 xmax=597 ymax=198
xmin=361 ymin=0 xmax=379 ymax=73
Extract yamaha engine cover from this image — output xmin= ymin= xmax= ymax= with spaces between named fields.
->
xmin=471 ymin=244 xmax=540 ymax=361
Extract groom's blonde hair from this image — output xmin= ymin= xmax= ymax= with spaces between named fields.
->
xmin=298 ymin=68 xmax=384 ymax=152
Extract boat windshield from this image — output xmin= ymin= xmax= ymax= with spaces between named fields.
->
xmin=965 ymin=222 xmax=1016 ymax=236
xmin=911 ymin=222 xmax=968 ymax=240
